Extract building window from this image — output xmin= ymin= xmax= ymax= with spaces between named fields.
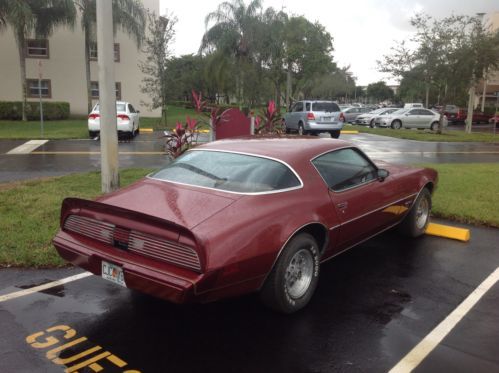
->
xmin=27 ymin=79 xmax=51 ymax=98
xmin=26 ymin=39 xmax=49 ymax=58
xmin=90 ymin=81 xmax=122 ymax=100
xmin=89 ymin=43 xmax=120 ymax=62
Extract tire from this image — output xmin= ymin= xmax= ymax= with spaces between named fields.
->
xmin=298 ymin=122 xmax=307 ymax=136
xmin=399 ymin=188 xmax=432 ymax=237
xmin=89 ymin=131 xmax=98 ymax=138
xmin=136 ymin=125 xmax=140 ymax=135
xmin=260 ymin=233 xmax=320 ymax=314
xmin=283 ymin=121 xmax=291 ymax=134
xmin=430 ymin=122 xmax=439 ymax=131
xmin=369 ymin=119 xmax=375 ymax=128
xmin=391 ymin=120 xmax=402 ymax=129
xmin=329 ymin=130 xmax=340 ymax=139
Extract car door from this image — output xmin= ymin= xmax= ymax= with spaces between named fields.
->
xmin=419 ymin=109 xmax=435 ymax=128
xmin=312 ymin=148 xmax=405 ymax=251
xmin=404 ymin=109 xmax=420 ymax=128
xmin=128 ymin=104 xmax=138 ymax=130
xmin=291 ymin=102 xmax=304 ymax=129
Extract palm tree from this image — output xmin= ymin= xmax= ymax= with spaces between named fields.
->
xmin=0 ymin=0 xmax=75 ymax=121
xmin=200 ymin=0 xmax=262 ymax=105
xmin=74 ymin=0 xmax=146 ymax=113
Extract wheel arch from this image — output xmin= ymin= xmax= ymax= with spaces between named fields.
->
xmin=259 ymin=222 xmax=328 ymax=290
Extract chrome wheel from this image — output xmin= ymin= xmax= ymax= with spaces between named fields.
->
xmin=298 ymin=124 xmax=304 ymax=135
xmin=285 ymin=248 xmax=314 ymax=299
xmin=415 ymin=196 xmax=430 ymax=229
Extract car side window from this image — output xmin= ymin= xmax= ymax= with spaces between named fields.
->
xmin=408 ymin=110 xmax=418 ymax=115
xmin=305 ymin=102 xmax=311 ymax=111
xmin=293 ymin=102 xmax=303 ymax=112
xmin=312 ymin=148 xmax=377 ymax=192
xmin=128 ymin=104 xmax=136 ymax=113
xmin=420 ymin=109 xmax=433 ymax=115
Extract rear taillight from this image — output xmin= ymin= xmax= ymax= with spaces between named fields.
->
xmin=88 ymin=113 xmax=100 ymax=120
xmin=339 ymin=112 xmax=345 ymax=122
xmin=117 ymin=114 xmax=130 ymax=120
xmin=307 ymin=112 xmax=315 ymax=120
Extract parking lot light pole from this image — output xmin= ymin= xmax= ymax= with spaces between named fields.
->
xmin=96 ymin=0 xmax=119 ymax=193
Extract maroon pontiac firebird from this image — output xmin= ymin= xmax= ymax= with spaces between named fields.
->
xmin=53 ymin=137 xmax=437 ymax=313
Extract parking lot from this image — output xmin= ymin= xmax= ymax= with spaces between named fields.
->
xmin=0 ymin=132 xmax=498 ymax=372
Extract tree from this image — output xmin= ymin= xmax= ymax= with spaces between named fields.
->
xmin=0 ymin=0 xmax=75 ymax=121
xmin=200 ymin=0 xmax=262 ymax=105
xmin=164 ymin=54 xmax=205 ymax=102
xmin=74 ymin=0 xmax=146 ymax=113
xmin=367 ymin=81 xmax=394 ymax=102
xmin=139 ymin=11 xmax=176 ymax=124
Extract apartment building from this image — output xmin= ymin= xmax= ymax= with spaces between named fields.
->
xmin=0 ymin=0 xmax=160 ymax=117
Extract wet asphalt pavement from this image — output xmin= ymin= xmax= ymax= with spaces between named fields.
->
xmin=0 ymin=220 xmax=498 ymax=372
xmin=1 ymin=131 xmax=498 ymax=372
xmin=1 ymin=131 xmax=499 ymax=183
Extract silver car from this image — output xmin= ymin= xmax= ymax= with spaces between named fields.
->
xmin=283 ymin=101 xmax=344 ymax=138
xmin=341 ymin=107 xmax=372 ymax=124
xmin=375 ymin=108 xmax=447 ymax=130
xmin=355 ymin=108 xmax=398 ymax=127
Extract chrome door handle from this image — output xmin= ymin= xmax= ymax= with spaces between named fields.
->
xmin=337 ymin=202 xmax=348 ymax=209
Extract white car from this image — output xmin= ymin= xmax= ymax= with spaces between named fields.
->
xmin=88 ymin=101 xmax=140 ymax=139
xmin=355 ymin=108 xmax=398 ymax=127
xmin=375 ymin=108 xmax=447 ymax=130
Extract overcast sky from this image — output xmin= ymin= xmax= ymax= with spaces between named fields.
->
xmin=160 ymin=0 xmax=498 ymax=86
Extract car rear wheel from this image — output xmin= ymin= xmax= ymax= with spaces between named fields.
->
xmin=298 ymin=122 xmax=307 ymax=136
xmin=399 ymin=188 xmax=432 ymax=237
xmin=430 ymin=122 xmax=439 ymax=131
xmin=260 ymin=233 xmax=320 ymax=313
xmin=283 ymin=120 xmax=291 ymax=134
xmin=329 ymin=130 xmax=340 ymax=139
xmin=369 ymin=119 xmax=375 ymax=128
xmin=391 ymin=120 xmax=402 ymax=129
xmin=89 ymin=131 xmax=98 ymax=139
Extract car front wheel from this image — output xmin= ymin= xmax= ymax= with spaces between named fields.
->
xmin=260 ymin=233 xmax=320 ymax=313
xmin=430 ymin=122 xmax=439 ymax=131
xmin=330 ymin=130 xmax=340 ymax=139
xmin=399 ymin=188 xmax=432 ymax=237
xmin=391 ymin=120 xmax=402 ymax=129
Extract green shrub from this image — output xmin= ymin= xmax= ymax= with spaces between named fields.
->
xmin=0 ymin=101 xmax=70 ymax=120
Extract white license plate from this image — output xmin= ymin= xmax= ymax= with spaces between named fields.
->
xmin=322 ymin=117 xmax=331 ymax=121
xmin=101 ymin=261 xmax=126 ymax=287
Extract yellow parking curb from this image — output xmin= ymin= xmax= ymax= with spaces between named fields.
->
xmin=140 ymin=128 xmax=154 ymax=133
xmin=341 ymin=130 xmax=359 ymax=134
xmin=425 ymin=222 xmax=470 ymax=242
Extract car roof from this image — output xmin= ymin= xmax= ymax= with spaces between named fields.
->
xmin=197 ymin=136 xmax=353 ymax=165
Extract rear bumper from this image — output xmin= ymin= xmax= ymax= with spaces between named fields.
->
xmin=53 ymin=232 xmax=197 ymax=303
xmin=305 ymin=121 xmax=344 ymax=131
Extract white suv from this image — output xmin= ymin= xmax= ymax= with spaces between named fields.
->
xmin=283 ymin=101 xmax=344 ymax=138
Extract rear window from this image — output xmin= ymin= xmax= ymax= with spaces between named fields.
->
xmin=312 ymin=102 xmax=340 ymax=112
xmin=150 ymin=150 xmax=302 ymax=194
xmin=94 ymin=103 xmax=126 ymax=112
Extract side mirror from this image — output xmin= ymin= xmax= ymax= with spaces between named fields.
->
xmin=377 ymin=169 xmax=389 ymax=182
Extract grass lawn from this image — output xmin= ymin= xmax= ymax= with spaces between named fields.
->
xmin=0 ymin=106 xmax=204 ymax=139
xmin=0 ymin=168 xmax=153 ymax=268
xmin=0 ymin=163 xmax=497 ymax=268
xmin=354 ymin=126 xmax=499 ymax=143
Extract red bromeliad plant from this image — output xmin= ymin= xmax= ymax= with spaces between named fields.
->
xmin=254 ymin=100 xmax=283 ymax=134
xmin=164 ymin=90 xmax=225 ymax=159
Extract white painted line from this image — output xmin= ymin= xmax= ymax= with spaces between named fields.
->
xmin=389 ymin=267 xmax=499 ymax=373
xmin=7 ymin=139 xmax=49 ymax=154
xmin=0 ymin=272 xmax=92 ymax=303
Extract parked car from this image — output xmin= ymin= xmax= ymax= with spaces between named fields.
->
xmin=447 ymin=109 xmax=493 ymax=124
xmin=355 ymin=108 xmax=398 ymax=127
xmin=53 ymin=137 xmax=437 ymax=313
xmin=88 ymin=101 xmax=140 ymax=139
xmin=283 ymin=101 xmax=344 ymax=138
xmin=375 ymin=108 xmax=447 ymax=130
xmin=341 ymin=106 xmax=372 ymax=123
xmin=489 ymin=114 xmax=499 ymax=127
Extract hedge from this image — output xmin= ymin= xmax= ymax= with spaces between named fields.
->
xmin=0 ymin=101 xmax=70 ymax=120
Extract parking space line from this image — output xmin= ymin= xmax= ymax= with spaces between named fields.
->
xmin=0 ymin=272 xmax=92 ymax=303
xmin=6 ymin=140 xmax=48 ymax=154
xmin=389 ymin=267 xmax=499 ymax=373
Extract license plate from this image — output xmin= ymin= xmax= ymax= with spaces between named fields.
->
xmin=101 ymin=261 xmax=126 ymax=287
xmin=323 ymin=117 xmax=331 ymax=121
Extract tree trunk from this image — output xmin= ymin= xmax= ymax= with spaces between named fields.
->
xmin=286 ymin=63 xmax=292 ymax=110
xmin=465 ymin=84 xmax=475 ymax=134
xmin=84 ymin=24 xmax=93 ymax=114
xmin=16 ymin=28 xmax=27 ymax=121
xmin=425 ymin=84 xmax=430 ymax=108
